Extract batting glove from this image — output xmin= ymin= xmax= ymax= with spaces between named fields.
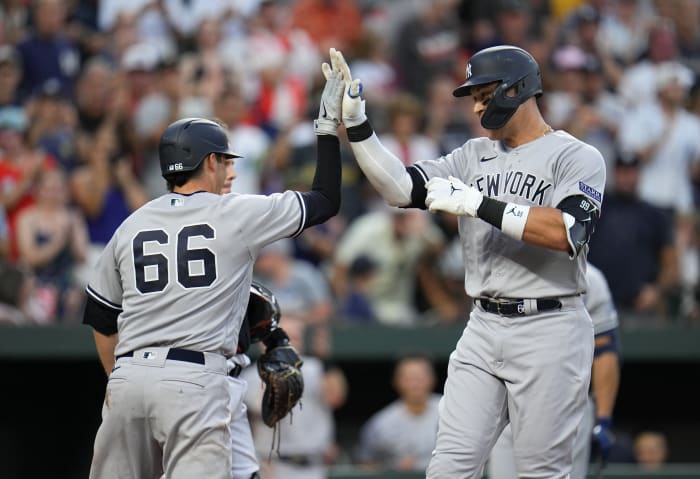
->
xmin=314 ymin=48 xmax=345 ymax=136
xmin=591 ymin=417 xmax=615 ymax=462
xmin=425 ymin=176 xmax=483 ymax=217
xmin=330 ymin=48 xmax=367 ymax=128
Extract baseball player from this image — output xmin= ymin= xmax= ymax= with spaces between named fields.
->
xmin=488 ymin=261 xmax=621 ymax=478
xmin=332 ymin=45 xmax=606 ymax=478
xmin=82 ymin=50 xmax=346 ymax=479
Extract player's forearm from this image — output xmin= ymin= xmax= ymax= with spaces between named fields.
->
xmin=591 ymin=352 xmax=620 ymax=419
xmin=93 ymin=330 xmax=119 ymax=376
xmin=346 ymin=122 xmax=413 ymax=207
xmin=477 ymin=197 xmax=571 ymax=252
xmin=303 ymin=135 xmax=341 ymax=226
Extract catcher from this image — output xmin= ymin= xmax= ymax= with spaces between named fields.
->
xmin=229 ymin=281 xmax=304 ymax=479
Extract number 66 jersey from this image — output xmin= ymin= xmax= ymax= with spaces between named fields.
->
xmin=86 ymin=190 xmax=306 ymax=358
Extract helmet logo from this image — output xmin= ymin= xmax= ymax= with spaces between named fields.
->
xmin=467 ymin=63 xmax=472 ymax=79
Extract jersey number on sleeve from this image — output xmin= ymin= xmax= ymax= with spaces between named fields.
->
xmin=133 ymin=224 xmax=216 ymax=294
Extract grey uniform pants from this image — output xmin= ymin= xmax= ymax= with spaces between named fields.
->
xmin=89 ymin=347 xmax=233 ymax=479
xmin=426 ymin=297 xmax=593 ymax=479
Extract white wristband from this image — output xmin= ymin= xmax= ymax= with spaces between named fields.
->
xmin=501 ymin=203 xmax=530 ymax=240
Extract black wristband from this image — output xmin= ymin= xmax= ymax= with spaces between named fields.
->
xmin=262 ymin=327 xmax=291 ymax=350
xmin=477 ymin=196 xmax=507 ymax=229
xmin=346 ymin=120 xmax=373 ymax=142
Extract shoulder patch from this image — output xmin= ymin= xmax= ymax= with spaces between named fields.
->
xmin=578 ymin=181 xmax=601 ymax=202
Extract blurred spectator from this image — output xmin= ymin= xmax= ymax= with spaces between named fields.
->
xmin=0 ymin=105 xmax=57 ymax=261
xmin=378 ymin=93 xmax=439 ymax=166
xmin=0 ymin=0 xmax=30 ymax=45
xmin=634 ymin=430 xmax=669 ymax=470
xmin=618 ymin=60 xmax=700 ymax=216
xmin=331 ymin=207 xmax=444 ymax=326
xmin=566 ymin=53 xmax=625 ymax=192
xmin=354 ymin=354 xmax=440 ymax=472
xmin=290 ymin=0 xmax=362 ymax=54
xmin=423 ymin=74 xmax=474 ymax=156
xmin=242 ymin=315 xmax=347 ymax=479
xmin=348 ymin=29 xmax=397 ymax=118
xmin=15 ymin=169 xmax=88 ymax=322
xmin=0 ymin=261 xmax=50 ymax=324
xmin=393 ymin=0 xmax=460 ymax=99
xmin=16 ymin=0 xmax=81 ymax=101
xmin=162 ymin=0 xmax=236 ymax=51
xmin=254 ymin=238 xmax=334 ymax=358
xmin=596 ymin=0 xmax=654 ymax=68
xmin=415 ymin=211 xmax=470 ymax=324
xmin=616 ymin=18 xmax=681 ymax=108
xmin=588 ymin=156 xmax=678 ymax=323
xmin=0 ymin=206 xmax=8 ymax=259
xmin=337 ymin=255 xmax=378 ymax=322
xmin=0 ymin=44 xmax=22 ymax=107
xmin=25 ymin=78 xmax=78 ymax=171
xmin=215 ymin=85 xmax=271 ymax=195
xmin=69 ymin=122 xmax=148 ymax=261
xmin=544 ymin=44 xmax=590 ymax=130
xmin=98 ymin=0 xmax=174 ymax=57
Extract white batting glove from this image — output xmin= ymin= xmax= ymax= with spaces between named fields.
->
xmin=330 ymin=48 xmax=367 ymax=128
xmin=314 ymin=48 xmax=345 ymax=136
xmin=425 ymin=176 xmax=484 ymax=217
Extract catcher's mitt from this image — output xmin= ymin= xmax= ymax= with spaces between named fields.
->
xmin=257 ymin=345 xmax=304 ymax=427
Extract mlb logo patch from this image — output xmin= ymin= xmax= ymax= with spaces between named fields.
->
xmin=142 ymin=351 xmax=157 ymax=359
xmin=170 ymin=198 xmax=183 ymax=207
xmin=578 ymin=181 xmax=601 ymax=202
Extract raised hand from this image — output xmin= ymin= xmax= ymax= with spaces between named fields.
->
xmin=329 ymin=48 xmax=366 ymax=128
xmin=314 ymin=48 xmax=346 ymax=136
xmin=425 ymin=176 xmax=484 ymax=217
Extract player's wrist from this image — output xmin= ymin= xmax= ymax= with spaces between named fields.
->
xmin=595 ymin=416 xmax=612 ymax=428
xmin=346 ymin=119 xmax=373 ymax=142
xmin=477 ymin=197 xmax=530 ymax=240
xmin=314 ymin=118 xmax=339 ymax=136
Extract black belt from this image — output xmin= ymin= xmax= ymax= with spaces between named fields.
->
xmin=476 ymin=298 xmax=562 ymax=316
xmin=116 ymin=348 xmax=242 ymax=377
xmin=276 ymin=454 xmax=318 ymax=467
xmin=117 ymin=348 xmax=205 ymax=364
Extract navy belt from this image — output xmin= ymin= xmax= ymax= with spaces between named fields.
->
xmin=117 ymin=348 xmax=242 ymax=377
xmin=476 ymin=298 xmax=562 ymax=316
xmin=117 ymin=348 xmax=204 ymax=364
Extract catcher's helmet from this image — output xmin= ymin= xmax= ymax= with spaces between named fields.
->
xmin=246 ymin=281 xmax=281 ymax=342
xmin=453 ymin=45 xmax=542 ymax=129
xmin=158 ymin=117 xmax=241 ymax=178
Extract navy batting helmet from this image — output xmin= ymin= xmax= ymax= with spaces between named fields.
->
xmin=453 ymin=45 xmax=542 ymax=129
xmin=159 ymin=117 xmax=241 ymax=178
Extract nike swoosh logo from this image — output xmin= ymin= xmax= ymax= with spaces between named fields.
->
xmin=480 ymin=155 xmax=498 ymax=162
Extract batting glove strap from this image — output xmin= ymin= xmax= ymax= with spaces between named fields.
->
xmin=314 ymin=118 xmax=340 ymax=136
xmin=346 ymin=119 xmax=373 ymax=142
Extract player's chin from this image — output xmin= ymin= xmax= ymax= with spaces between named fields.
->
xmin=221 ymin=183 xmax=232 ymax=195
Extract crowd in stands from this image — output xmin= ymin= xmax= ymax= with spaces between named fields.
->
xmin=2 ymin=0 xmax=699 ymax=329
xmin=0 ymin=0 xmax=694 ymax=473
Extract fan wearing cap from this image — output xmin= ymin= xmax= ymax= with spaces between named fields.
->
xmin=331 ymin=44 xmax=606 ymax=478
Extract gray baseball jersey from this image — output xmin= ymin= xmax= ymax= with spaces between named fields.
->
xmin=488 ymin=262 xmax=619 ymax=479
xmin=414 ymin=131 xmax=605 ymax=478
xmin=87 ymin=190 xmax=307 ymax=357
xmin=413 ymin=131 xmax=606 ymax=298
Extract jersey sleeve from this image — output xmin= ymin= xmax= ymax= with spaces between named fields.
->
xmin=85 ymin=232 xmax=123 ymax=312
xmin=227 ymin=191 xmax=306 ymax=253
xmin=551 ymin=142 xmax=606 ymax=209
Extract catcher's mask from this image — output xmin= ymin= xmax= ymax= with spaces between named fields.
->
xmin=453 ymin=45 xmax=542 ymax=129
xmin=158 ymin=117 xmax=241 ymax=178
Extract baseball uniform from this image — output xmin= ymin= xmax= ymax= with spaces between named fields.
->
xmin=488 ymin=262 xmax=619 ymax=479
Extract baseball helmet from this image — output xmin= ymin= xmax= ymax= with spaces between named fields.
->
xmin=246 ymin=281 xmax=281 ymax=342
xmin=158 ymin=117 xmax=241 ymax=178
xmin=453 ymin=45 xmax=542 ymax=129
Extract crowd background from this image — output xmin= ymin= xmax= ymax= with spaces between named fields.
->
xmin=0 ymin=0 xmax=698 ymax=475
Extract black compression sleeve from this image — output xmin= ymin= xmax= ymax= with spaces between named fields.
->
xmin=83 ymin=295 xmax=119 ymax=335
xmin=299 ymin=135 xmax=341 ymax=228
xmin=405 ymin=166 xmax=428 ymax=209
